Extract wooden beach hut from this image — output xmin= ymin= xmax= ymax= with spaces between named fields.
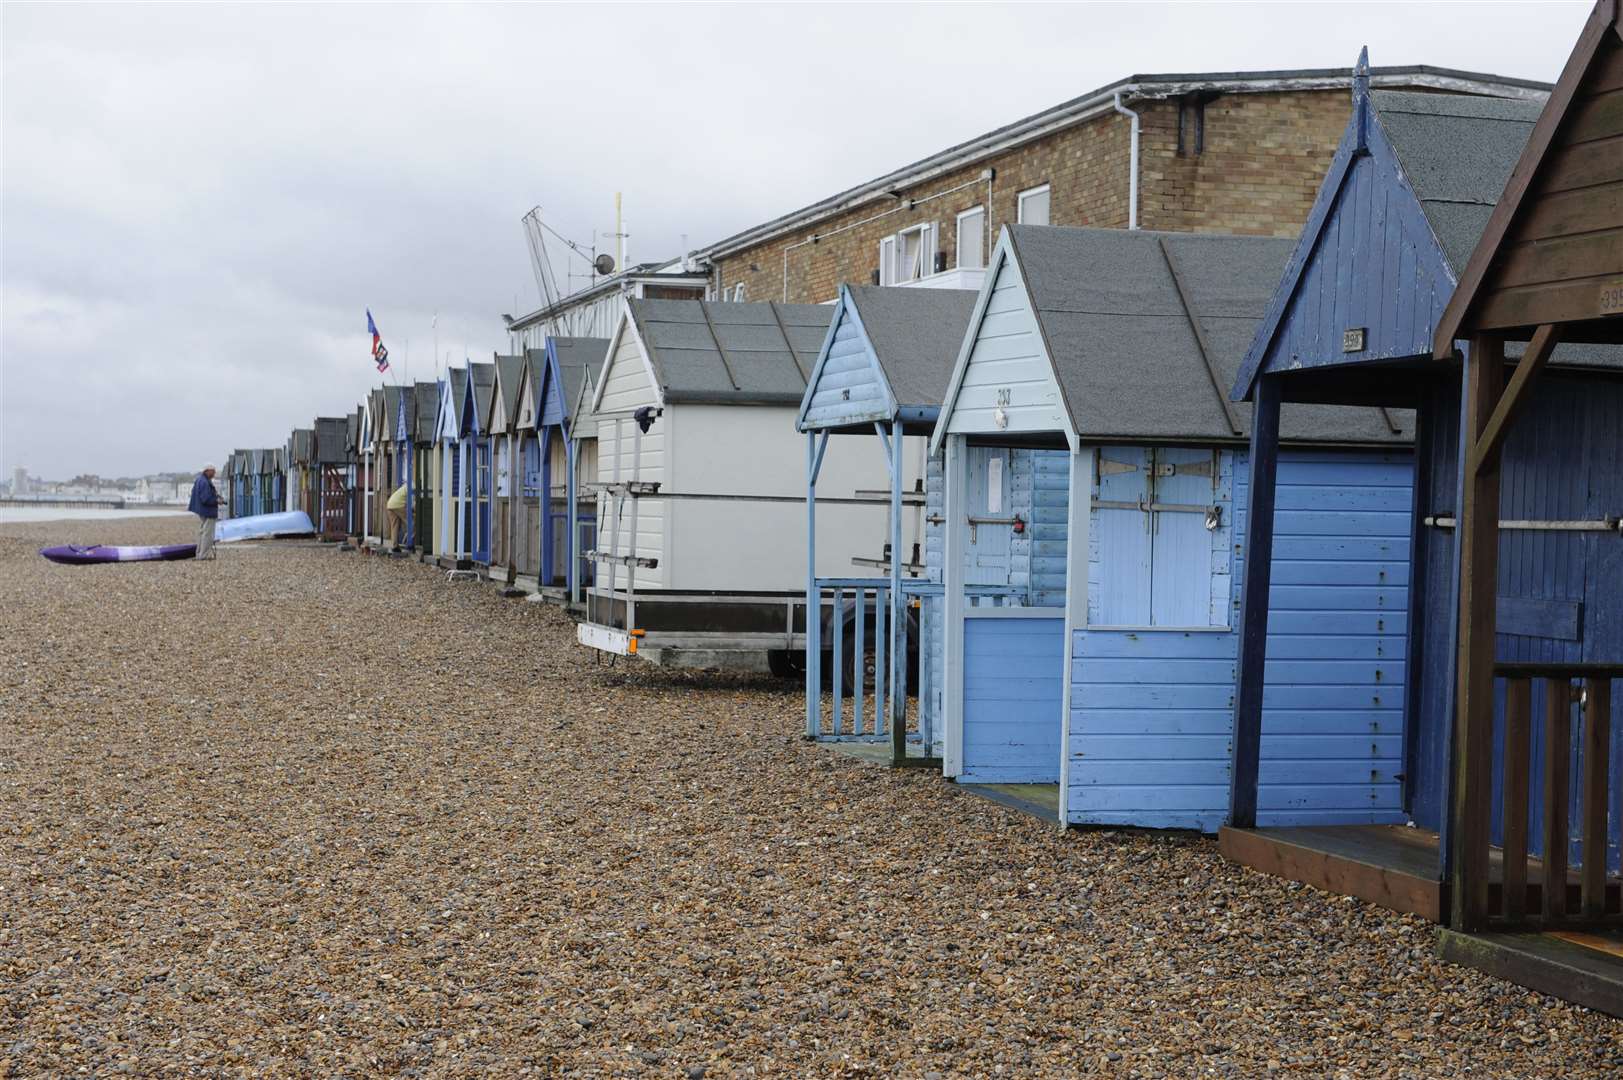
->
xmin=1421 ymin=5 xmax=1617 ymax=1008
xmin=360 ymin=391 xmax=384 ymax=546
xmin=410 ymin=382 xmax=438 ymax=554
xmin=563 ymin=341 xmax=608 ymax=605
xmin=230 ymin=444 xmax=248 ymax=513
xmin=797 ymin=286 xmax=976 ymax=761
xmin=1222 ymin=51 xmax=1623 ymax=1011
xmin=434 ymin=367 xmax=470 ymax=565
xmin=508 ymin=349 xmax=547 ymax=589
xmin=529 ymin=337 xmax=610 ymax=599
xmin=485 ymin=354 xmax=527 ymax=584
xmin=927 ymin=223 xmax=1410 ymax=824
xmin=313 ymin=416 xmax=350 ymax=540
xmin=345 ymin=409 xmax=364 ymax=539
xmin=290 ymin=428 xmax=318 ymax=521
xmin=460 ymin=362 xmax=495 ymax=568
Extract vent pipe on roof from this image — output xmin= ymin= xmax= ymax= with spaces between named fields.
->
xmin=1112 ymin=92 xmax=1141 ymax=229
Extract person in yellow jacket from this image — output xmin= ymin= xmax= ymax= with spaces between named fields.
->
xmin=385 ymin=482 xmax=408 ymax=549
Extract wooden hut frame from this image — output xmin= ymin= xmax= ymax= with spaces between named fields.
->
xmin=931 ymin=223 xmax=1410 ymax=825
xmin=1430 ymin=0 xmax=1623 ymax=1010
xmin=484 ymin=354 xmax=527 ymax=582
xmin=528 ymin=337 xmax=610 ymax=601
xmin=435 ymin=368 xmax=470 ymax=565
xmin=797 ymin=285 xmax=975 ymax=763
xmin=1228 ymin=34 xmax=1623 ymax=1012
xmin=460 ymin=363 xmax=495 ymax=567
xmin=313 ymin=416 xmax=351 ymax=540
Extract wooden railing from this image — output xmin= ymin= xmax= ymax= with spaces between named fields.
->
xmin=1490 ymin=663 xmax=1620 ymax=927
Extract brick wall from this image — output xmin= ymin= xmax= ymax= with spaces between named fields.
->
xmin=712 ymin=88 xmax=1357 ymax=304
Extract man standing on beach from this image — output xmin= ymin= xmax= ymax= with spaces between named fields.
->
xmin=386 ymin=481 xmax=408 ymax=549
xmin=189 ymin=463 xmax=220 ymax=560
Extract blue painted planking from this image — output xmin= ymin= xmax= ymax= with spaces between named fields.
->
xmin=801 ymin=300 xmax=892 ymax=429
xmin=1410 ymin=374 xmax=1623 ymax=873
xmin=1070 ymin=449 xmax=1414 ymax=832
xmin=1237 ymin=98 xmax=1457 ymax=392
xmin=961 ymin=616 xmax=1064 ymax=783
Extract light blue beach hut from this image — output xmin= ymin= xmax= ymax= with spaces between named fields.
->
xmin=929 ymin=223 xmax=1412 ymax=826
xmin=797 ymin=285 xmax=978 ymax=762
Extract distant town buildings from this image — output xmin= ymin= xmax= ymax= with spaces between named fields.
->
xmin=0 ymin=470 xmax=193 ymax=504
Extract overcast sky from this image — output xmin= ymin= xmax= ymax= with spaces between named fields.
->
xmin=0 ymin=1 xmax=1594 ymax=479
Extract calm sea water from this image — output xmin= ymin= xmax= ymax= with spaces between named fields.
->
xmin=0 ymin=507 xmax=191 ymax=524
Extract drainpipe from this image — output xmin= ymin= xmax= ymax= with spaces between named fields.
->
xmin=1112 ymin=92 xmax=1140 ymax=230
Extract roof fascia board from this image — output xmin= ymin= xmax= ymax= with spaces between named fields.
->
xmin=930 ymin=230 xmax=1077 ymax=455
xmin=796 ymin=285 xmax=897 ymax=431
xmin=1434 ymin=0 xmax=1620 ymax=353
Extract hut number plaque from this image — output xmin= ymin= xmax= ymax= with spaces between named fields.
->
xmin=1343 ymin=328 xmax=1367 ymax=352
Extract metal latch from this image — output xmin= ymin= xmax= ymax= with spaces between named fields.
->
xmin=1155 ymin=459 xmax=1213 ymax=478
xmin=967 ymin=514 xmax=1024 ymax=541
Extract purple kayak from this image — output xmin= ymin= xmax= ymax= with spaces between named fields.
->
xmin=40 ymin=543 xmax=198 ymax=565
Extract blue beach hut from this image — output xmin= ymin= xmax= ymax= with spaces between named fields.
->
xmin=928 ymin=223 xmax=1412 ymax=825
xmin=460 ymin=362 xmax=495 ymax=567
xmin=1225 ymin=56 xmax=1623 ymax=927
xmin=797 ymin=285 xmax=977 ymax=762
xmin=1231 ymin=34 xmax=1623 ymax=1010
xmin=434 ymin=367 xmax=469 ymax=564
xmin=532 ymin=337 xmax=609 ymax=599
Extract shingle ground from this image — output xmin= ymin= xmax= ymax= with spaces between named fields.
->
xmin=2 ymin=516 xmax=1617 ymax=1078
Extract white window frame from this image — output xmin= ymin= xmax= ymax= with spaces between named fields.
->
xmin=956 ymin=205 xmax=986 ymax=269
xmin=731 ymin=282 xmax=745 ymax=301
xmin=878 ymin=235 xmax=898 ymax=285
xmin=880 ymin=222 xmax=937 ymax=285
xmin=1017 ymin=183 xmax=1051 ymax=226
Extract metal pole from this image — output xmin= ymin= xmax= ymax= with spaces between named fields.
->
xmin=890 ymin=420 xmax=906 ymax=763
xmin=806 ymin=431 xmax=821 ymax=738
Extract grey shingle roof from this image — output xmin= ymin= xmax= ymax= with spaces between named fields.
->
xmin=468 ymin=363 xmax=495 ymax=433
xmin=845 ymin=286 xmax=977 ymax=408
xmin=550 ymin=337 xmax=611 ymax=418
xmin=413 ymin=382 xmax=439 ymax=443
xmin=629 ymin=299 xmax=833 ymax=405
xmin=315 ymin=416 xmax=349 ymax=464
xmin=491 ymin=355 xmax=525 ymax=429
xmin=380 ymin=386 xmax=403 ymax=443
xmin=445 ymin=368 xmax=468 ymax=434
xmin=1007 ymin=225 xmax=1408 ymax=444
xmin=1373 ymin=90 xmax=1540 ymax=277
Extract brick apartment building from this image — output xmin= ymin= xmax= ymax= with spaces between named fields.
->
xmin=688 ymin=64 xmax=1548 ymax=305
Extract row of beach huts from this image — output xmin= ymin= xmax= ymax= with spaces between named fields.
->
xmin=225 ymin=10 xmax=1623 ymax=1015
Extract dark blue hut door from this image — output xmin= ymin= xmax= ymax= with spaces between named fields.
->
xmin=475 ymin=441 xmax=491 ymax=563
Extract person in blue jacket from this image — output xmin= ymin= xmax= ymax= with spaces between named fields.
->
xmin=188 ymin=463 xmax=220 ymax=560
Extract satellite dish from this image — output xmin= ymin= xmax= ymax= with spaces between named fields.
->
xmin=594 ymin=253 xmax=616 ymax=276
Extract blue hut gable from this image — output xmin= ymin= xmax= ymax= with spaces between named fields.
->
xmin=1235 ymin=54 xmax=1542 ymax=395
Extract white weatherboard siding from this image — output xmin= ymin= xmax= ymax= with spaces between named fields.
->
xmin=945 ymin=255 xmax=1066 ymax=438
xmin=668 ymin=404 xmax=925 ymax=592
xmin=595 ymin=330 xmax=666 ymax=589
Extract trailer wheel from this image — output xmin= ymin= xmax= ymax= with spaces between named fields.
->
xmin=767 ymin=649 xmax=804 ymax=679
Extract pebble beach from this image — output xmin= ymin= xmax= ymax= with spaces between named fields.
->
xmin=2 ymin=516 xmax=1618 ymax=1078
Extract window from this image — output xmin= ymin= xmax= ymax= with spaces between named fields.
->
xmin=731 ymin=282 xmax=746 ymax=301
xmin=1090 ymin=446 xmax=1224 ymax=628
xmin=1017 ymin=184 xmax=1051 ymax=226
xmin=877 ymin=222 xmax=937 ymax=285
xmin=956 ymin=206 xmax=986 ymax=269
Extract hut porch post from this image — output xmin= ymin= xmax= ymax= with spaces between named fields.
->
xmin=1228 ymin=372 xmax=1282 ymax=829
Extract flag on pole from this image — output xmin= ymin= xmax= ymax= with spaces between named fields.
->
xmin=367 ymin=309 xmax=390 ymax=373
